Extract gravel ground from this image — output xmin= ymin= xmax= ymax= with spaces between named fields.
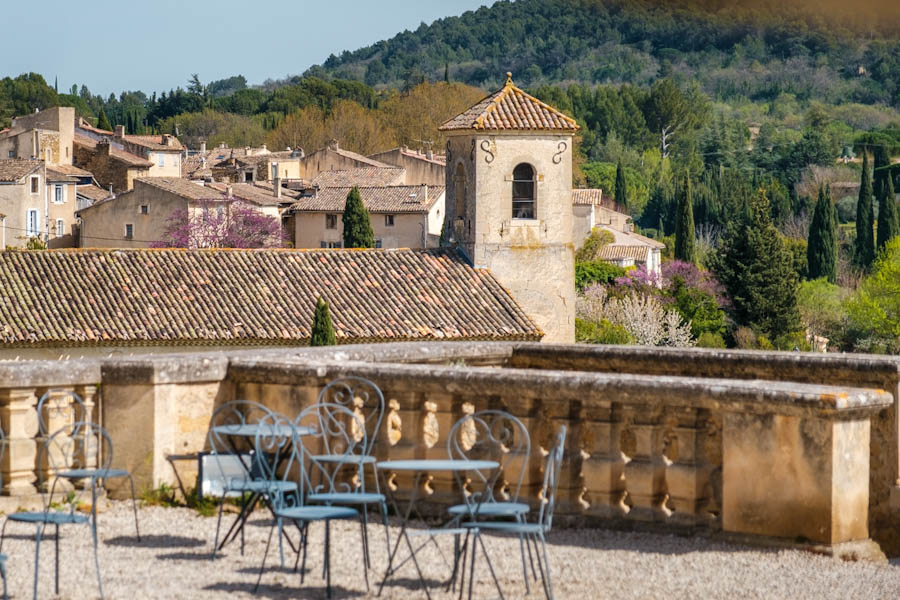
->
xmin=1 ymin=501 xmax=899 ymax=599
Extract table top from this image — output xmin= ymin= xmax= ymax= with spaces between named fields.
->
xmin=376 ymin=459 xmax=499 ymax=472
xmin=212 ymin=423 xmax=314 ymax=437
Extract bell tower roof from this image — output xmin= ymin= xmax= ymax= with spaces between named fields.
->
xmin=438 ymin=72 xmax=579 ymax=133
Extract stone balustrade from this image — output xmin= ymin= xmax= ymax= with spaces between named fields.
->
xmin=0 ymin=342 xmax=896 ymax=560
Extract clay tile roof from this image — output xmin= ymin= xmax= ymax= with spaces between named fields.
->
xmin=439 ymin=73 xmax=579 ymax=132
xmin=123 ymin=134 xmax=184 ymax=152
xmin=398 ymin=148 xmax=446 ymax=166
xmin=597 ymin=245 xmax=650 ymax=263
xmin=573 ymin=189 xmax=603 ymax=205
xmin=136 ymin=177 xmax=224 ymax=201
xmin=76 ymin=184 xmax=113 ymax=203
xmin=49 ymin=164 xmax=93 ymax=178
xmin=74 ymin=135 xmax=154 ymax=168
xmin=312 ymin=167 xmax=406 ymax=188
xmin=291 ymin=185 xmax=444 ymax=214
xmin=0 ymin=159 xmax=41 ymax=182
xmin=207 ymin=182 xmax=297 ymax=207
xmin=0 ymin=248 xmax=541 ymax=347
xmin=46 ymin=168 xmax=79 ymax=183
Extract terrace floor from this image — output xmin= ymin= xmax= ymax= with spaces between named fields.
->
xmin=2 ymin=501 xmax=898 ymax=599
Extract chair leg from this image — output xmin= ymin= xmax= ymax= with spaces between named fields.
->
xmin=358 ymin=517 xmax=370 ymax=592
xmin=33 ymin=524 xmax=43 ymax=600
xmin=380 ymin=500 xmax=391 ymax=565
xmin=277 ymin=516 xmax=285 ymax=569
xmin=254 ymin=522 xmax=276 ymax=593
xmin=325 ymin=520 xmax=332 ymax=600
xmin=127 ymin=474 xmax=141 ymax=541
xmin=526 ymin=530 xmax=539 ymax=581
xmin=539 ymin=532 xmax=554 ymax=600
xmin=518 ymin=533 xmax=531 ymax=595
xmin=55 ymin=523 xmax=60 ymax=595
xmin=1 ymin=558 xmax=6 ymax=600
xmin=359 ymin=513 xmax=370 ymax=570
xmin=212 ymin=497 xmax=225 ymax=560
xmin=467 ymin=530 xmax=478 ymax=600
xmin=476 ymin=530 xmax=505 ymax=600
xmin=532 ymin=533 xmax=549 ymax=599
xmin=457 ymin=529 xmax=471 ymax=600
xmin=300 ymin=522 xmax=310 ymax=584
xmin=362 ymin=505 xmax=371 ymax=568
xmin=0 ymin=520 xmax=7 ymax=554
xmin=91 ymin=518 xmax=105 ymax=599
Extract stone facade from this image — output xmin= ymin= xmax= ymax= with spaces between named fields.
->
xmin=368 ymin=146 xmax=446 ymax=186
xmin=0 ymin=107 xmax=75 ymax=166
xmin=73 ymin=138 xmax=151 ymax=193
xmin=445 ymin=132 xmax=576 ymax=342
xmin=0 ymin=161 xmax=45 ymax=247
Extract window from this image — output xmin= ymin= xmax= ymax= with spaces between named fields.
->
xmin=26 ymin=209 xmax=39 ymax=237
xmin=321 ymin=241 xmax=342 ymax=248
xmin=384 ymin=215 xmax=395 ymax=227
xmin=55 ymin=219 xmax=64 ymax=237
xmin=7 ymin=151 xmax=13 ymax=158
xmin=124 ymin=223 xmax=134 ymax=239
xmin=54 ymin=185 xmax=64 ymax=204
xmin=375 ymin=239 xmax=383 ymax=248
xmin=30 ymin=175 xmax=39 ymax=194
xmin=157 ymin=153 xmax=164 ymax=167
xmin=325 ymin=214 xmax=337 ymax=229
xmin=140 ymin=205 xmax=149 ymax=214
xmin=512 ymin=163 xmax=536 ymax=219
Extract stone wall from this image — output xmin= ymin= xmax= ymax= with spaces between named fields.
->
xmin=0 ymin=342 xmax=896 ymax=560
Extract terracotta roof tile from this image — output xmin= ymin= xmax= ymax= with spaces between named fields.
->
xmin=48 ymin=164 xmax=93 ymax=178
xmin=46 ymin=168 xmax=79 ymax=183
xmin=74 ymin=135 xmax=154 ymax=168
xmin=573 ymin=189 xmax=603 ymax=205
xmin=136 ymin=177 xmax=223 ymax=201
xmin=439 ymin=73 xmax=579 ymax=132
xmin=122 ymin=134 xmax=184 ymax=152
xmin=312 ymin=167 xmax=406 ymax=188
xmin=291 ymin=185 xmax=443 ymax=214
xmin=0 ymin=248 xmax=540 ymax=347
xmin=0 ymin=159 xmax=41 ymax=182
xmin=597 ymin=245 xmax=650 ymax=263
xmin=76 ymin=184 xmax=113 ymax=203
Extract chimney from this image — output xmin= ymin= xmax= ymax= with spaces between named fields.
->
xmin=98 ymin=138 xmax=111 ymax=156
xmin=200 ymin=141 xmax=206 ymax=154
xmin=225 ymin=184 xmax=233 ymax=198
xmin=114 ymin=125 xmax=125 ymax=138
xmin=261 ymin=144 xmax=267 ymax=152
xmin=272 ymin=162 xmax=282 ymax=198
xmin=401 ymin=145 xmax=408 ymax=153
xmin=426 ymin=150 xmax=434 ymax=160
xmin=328 ymin=139 xmax=339 ymax=151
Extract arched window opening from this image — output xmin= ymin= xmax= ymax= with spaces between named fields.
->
xmin=455 ymin=163 xmax=466 ymax=218
xmin=512 ymin=163 xmax=535 ymax=219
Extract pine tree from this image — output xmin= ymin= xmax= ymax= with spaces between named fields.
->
xmin=614 ymin=160 xmax=627 ymax=210
xmin=807 ymin=185 xmax=837 ymax=283
xmin=342 ymin=187 xmax=375 ymax=248
xmin=711 ymin=189 xmax=801 ymax=339
xmin=674 ymin=175 xmax=696 ymax=263
xmin=877 ymin=172 xmax=898 ymax=252
xmin=855 ymin=152 xmax=876 ymax=269
xmin=96 ymin=108 xmax=112 ymax=132
xmin=310 ymin=297 xmax=337 ymax=346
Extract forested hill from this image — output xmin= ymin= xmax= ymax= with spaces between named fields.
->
xmin=313 ymin=0 xmax=900 ymax=107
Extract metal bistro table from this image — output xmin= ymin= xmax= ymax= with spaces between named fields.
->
xmin=375 ymin=459 xmax=503 ymax=600
xmin=211 ymin=422 xmax=313 ymax=554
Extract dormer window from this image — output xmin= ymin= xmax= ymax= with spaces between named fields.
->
xmin=512 ymin=163 xmax=535 ymax=219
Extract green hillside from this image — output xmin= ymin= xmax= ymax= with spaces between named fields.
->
xmin=314 ymin=0 xmax=900 ymax=107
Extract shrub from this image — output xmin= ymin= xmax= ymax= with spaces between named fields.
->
xmin=575 ymin=260 xmax=626 ymax=292
xmin=575 ymin=228 xmax=615 ymax=262
xmin=696 ymin=332 xmax=726 ymax=348
xmin=575 ymin=318 xmax=633 ymax=344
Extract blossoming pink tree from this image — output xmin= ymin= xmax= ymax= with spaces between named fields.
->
xmin=152 ymin=201 xmax=284 ymax=248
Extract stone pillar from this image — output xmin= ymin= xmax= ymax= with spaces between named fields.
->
xmin=581 ymin=403 xmax=628 ymax=519
xmin=722 ymin=412 xmax=871 ymax=544
xmin=664 ymin=408 xmax=713 ymax=527
xmin=0 ymin=388 xmax=39 ymax=495
xmin=622 ymin=406 xmax=669 ymax=522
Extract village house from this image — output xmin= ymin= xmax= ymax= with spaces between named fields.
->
xmin=287 ymin=184 xmax=444 ymax=249
xmin=367 ymin=145 xmax=446 ymax=185
xmin=296 ymin=139 xmax=394 ymax=180
xmin=75 ymin=119 xmax=183 ymax=178
xmin=0 ymin=107 xmax=75 ymax=166
xmin=0 ymin=159 xmax=46 ymax=247
xmin=73 ymin=136 xmax=152 ymax=193
xmin=77 ymin=177 xmax=290 ymax=248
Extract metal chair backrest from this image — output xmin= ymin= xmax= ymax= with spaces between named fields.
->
xmin=536 ymin=426 xmax=567 ymax=532
xmin=37 ymin=389 xmax=89 ymax=437
xmin=253 ymin=410 xmax=302 ymax=510
xmin=207 ymin=400 xmax=276 ymax=492
xmin=294 ymin=402 xmax=366 ymax=505
xmin=447 ymin=410 xmax=530 ymax=505
xmin=39 ymin=421 xmax=113 ymax=515
xmin=316 ymin=377 xmax=384 ymax=458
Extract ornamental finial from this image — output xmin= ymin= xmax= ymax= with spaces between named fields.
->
xmin=505 ymin=72 xmax=513 ymax=86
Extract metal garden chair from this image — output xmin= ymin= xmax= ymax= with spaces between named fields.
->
xmin=207 ymin=399 xmax=297 ymax=560
xmin=308 ymin=376 xmax=389 ymax=570
xmin=446 ymin=410 xmax=533 ymax=591
xmin=36 ymin=389 xmax=140 ymax=541
xmin=254 ymin=403 xmax=368 ymax=599
xmin=458 ymin=425 xmax=567 ymax=600
xmin=0 ymin=421 xmax=111 ymax=599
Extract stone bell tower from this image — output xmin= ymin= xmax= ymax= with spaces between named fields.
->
xmin=439 ymin=73 xmax=577 ymax=343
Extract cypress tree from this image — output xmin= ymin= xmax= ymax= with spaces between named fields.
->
xmin=807 ymin=185 xmax=837 ymax=283
xmin=855 ymin=152 xmax=876 ymax=269
xmin=614 ymin=160 xmax=627 ymax=209
xmin=674 ymin=175 xmax=696 ymax=263
xmin=310 ymin=297 xmax=337 ymax=346
xmin=96 ymin=108 xmax=112 ymax=132
xmin=342 ymin=186 xmax=375 ymax=248
xmin=877 ymin=172 xmax=898 ymax=252
xmin=711 ymin=189 xmax=801 ymax=339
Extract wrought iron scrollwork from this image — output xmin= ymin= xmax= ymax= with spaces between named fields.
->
xmin=480 ymin=139 xmax=494 ymax=163
xmin=470 ymin=138 xmax=476 ymax=161
xmin=552 ymin=140 xmax=568 ymax=164
xmin=446 ymin=139 xmax=452 ymax=162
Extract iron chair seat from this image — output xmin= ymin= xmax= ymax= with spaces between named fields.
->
xmin=308 ymin=491 xmax=385 ymax=505
xmin=274 ymin=505 xmax=358 ymax=522
xmin=225 ymin=479 xmax=298 ymax=494
xmin=461 ymin=521 xmax=547 ymax=535
xmin=311 ymin=454 xmax=376 ymax=464
xmin=8 ymin=511 xmax=91 ymax=526
xmin=58 ymin=468 xmax=130 ymax=479
xmin=448 ymin=501 xmax=530 ymax=517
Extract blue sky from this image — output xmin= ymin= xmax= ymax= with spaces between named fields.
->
xmin=4 ymin=0 xmax=490 ymax=96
